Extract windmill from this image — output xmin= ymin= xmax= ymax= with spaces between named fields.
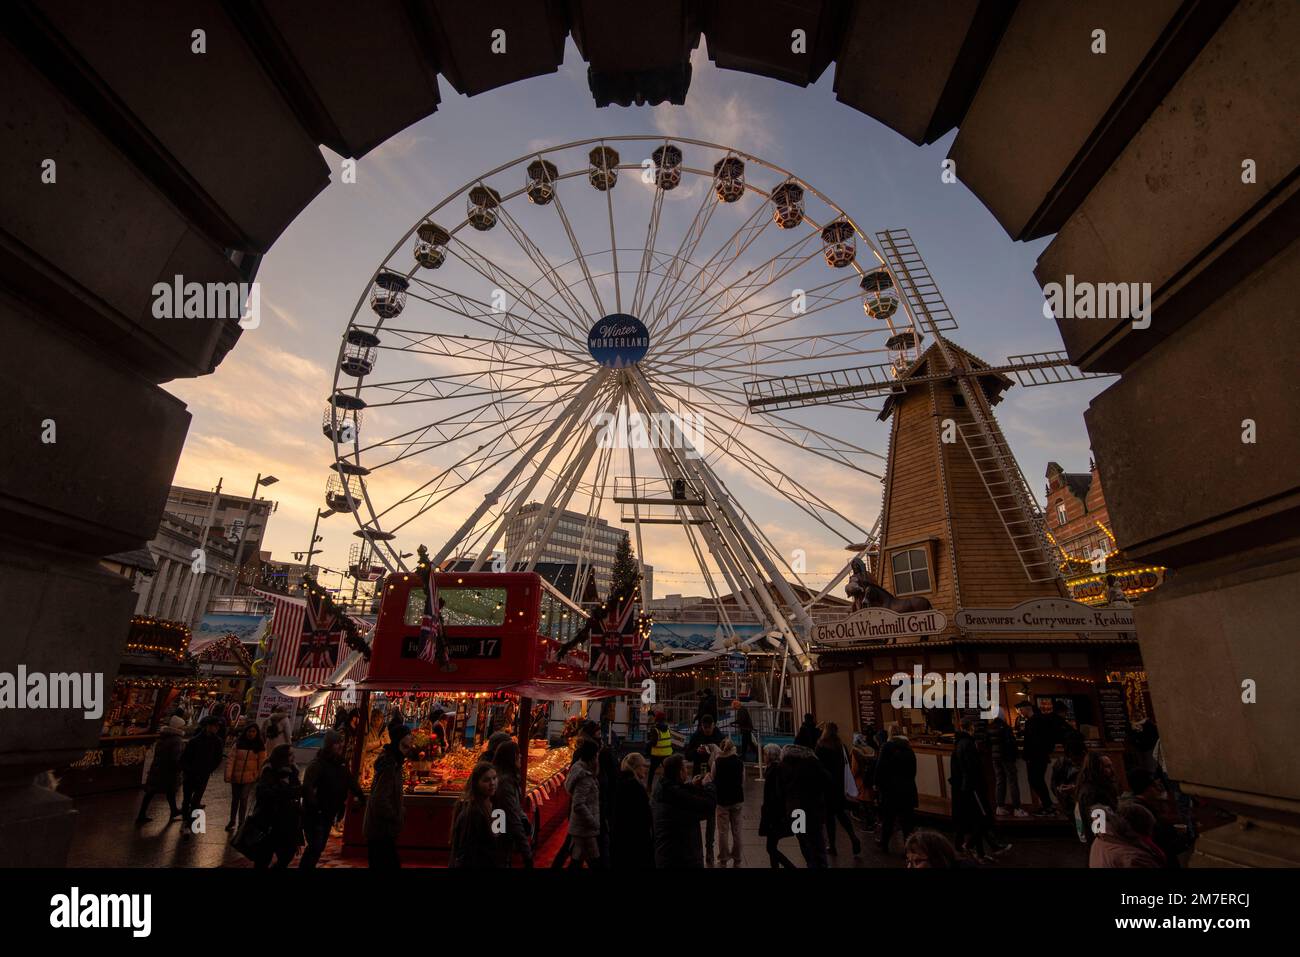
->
xmin=744 ymin=229 xmax=1115 ymax=598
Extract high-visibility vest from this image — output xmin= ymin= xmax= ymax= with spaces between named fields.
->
xmin=650 ymin=726 xmax=673 ymax=756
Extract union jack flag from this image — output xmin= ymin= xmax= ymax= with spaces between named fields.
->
xmin=416 ymin=563 xmax=450 ymax=667
xmin=298 ymin=587 xmax=341 ymax=670
xmin=590 ymin=593 xmax=637 ymax=673
xmin=628 ymin=614 xmax=653 ymax=680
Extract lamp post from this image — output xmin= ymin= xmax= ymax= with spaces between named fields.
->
xmin=228 ymin=473 xmax=278 ymax=595
xmin=302 ymin=507 xmax=334 ymax=586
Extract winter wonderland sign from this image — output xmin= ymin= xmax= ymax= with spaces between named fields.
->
xmin=587 ymin=314 xmax=649 ymax=368
xmin=812 ymin=607 xmax=948 ymax=645
xmin=955 ymin=598 xmax=1135 ymax=633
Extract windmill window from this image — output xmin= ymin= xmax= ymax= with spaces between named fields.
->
xmin=1056 ymin=501 xmax=1068 ymax=526
xmin=891 ymin=548 xmax=931 ymax=595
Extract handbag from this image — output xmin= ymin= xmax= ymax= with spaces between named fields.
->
xmin=231 ymin=815 xmax=271 ymax=861
xmin=842 ymin=746 xmax=859 ymax=800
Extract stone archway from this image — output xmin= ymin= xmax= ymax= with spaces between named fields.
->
xmin=1 ymin=0 xmax=1296 ymax=866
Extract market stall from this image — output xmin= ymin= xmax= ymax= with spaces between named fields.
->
xmin=60 ymin=616 xmax=217 ymax=796
xmin=331 ymin=565 xmax=633 ymax=863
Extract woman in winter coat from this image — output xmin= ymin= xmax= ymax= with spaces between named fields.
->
xmin=652 ymin=753 xmax=717 ymax=868
xmin=135 ymin=714 xmax=186 ymax=824
xmin=815 ymin=723 xmax=862 ymax=856
xmin=1089 ymin=800 xmax=1164 ymax=868
xmin=759 ymin=744 xmax=796 ymax=868
xmin=610 ymin=753 xmax=654 ymax=869
xmin=364 ymin=722 xmax=411 ymax=868
xmin=250 ymin=744 xmax=303 ymax=868
xmin=564 ymin=738 xmax=602 ymax=868
xmin=490 ymin=740 xmax=533 ymax=867
xmin=874 ymin=733 xmax=919 ymax=854
xmin=450 ymin=762 xmax=500 ymax=868
xmin=224 ymin=721 xmax=265 ymax=831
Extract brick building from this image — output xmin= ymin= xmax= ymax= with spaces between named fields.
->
xmin=1044 ymin=461 xmax=1165 ymax=605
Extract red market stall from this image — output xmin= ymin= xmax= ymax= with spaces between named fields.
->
xmin=338 ymin=567 xmax=632 ymax=863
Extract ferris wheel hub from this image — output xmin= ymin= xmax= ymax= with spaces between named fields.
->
xmin=586 ymin=313 xmax=649 ymax=368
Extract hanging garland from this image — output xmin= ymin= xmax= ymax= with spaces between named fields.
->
xmin=298 ymin=574 xmax=372 ymax=661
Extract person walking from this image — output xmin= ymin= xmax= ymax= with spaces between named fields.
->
xmin=651 ymin=754 xmax=717 ymax=868
xmin=815 ymin=722 xmax=862 ymax=857
xmin=262 ymin=706 xmax=292 ymax=752
xmin=646 ymin=710 xmax=674 ymax=785
xmin=179 ymin=716 xmax=225 ymax=840
xmin=905 ymin=830 xmax=960 ymax=869
xmin=1089 ymin=801 xmax=1164 ymax=868
xmin=135 ymin=714 xmax=186 ymax=825
xmin=949 ymin=719 xmax=1009 ymax=862
xmin=300 ymin=729 xmax=365 ymax=868
xmin=490 ymin=740 xmax=533 ymax=867
xmin=610 ymin=753 xmax=654 ymax=868
xmin=364 ymin=721 xmax=412 ymax=868
xmin=564 ymin=738 xmax=602 ymax=869
xmin=874 ymin=730 xmax=918 ymax=855
xmin=250 ymin=744 xmax=303 ymax=868
xmin=794 ymin=713 xmax=820 ymax=749
xmin=1016 ymin=699 xmax=1064 ymax=816
xmin=224 ymin=720 xmax=265 ymax=833
xmin=733 ymin=701 xmax=755 ymax=762
xmin=1124 ymin=769 xmax=1187 ymax=868
xmin=989 ymin=714 xmax=1026 ymax=818
xmin=780 ymin=744 xmax=830 ymax=868
xmin=696 ymin=688 xmax=718 ymax=728
xmin=685 ymin=713 xmax=726 ymax=865
xmin=1074 ymin=752 xmax=1121 ymax=845
xmin=711 ymin=736 xmax=745 ymax=867
xmin=450 ymin=762 xmax=500 ymax=868
xmin=759 ymin=743 xmax=796 ymax=868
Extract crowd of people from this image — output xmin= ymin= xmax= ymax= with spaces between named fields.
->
xmin=128 ymin=692 xmax=1190 ymax=870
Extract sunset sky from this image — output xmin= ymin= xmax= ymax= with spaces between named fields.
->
xmin=164 ymin=39 xmax=1108 ymax=599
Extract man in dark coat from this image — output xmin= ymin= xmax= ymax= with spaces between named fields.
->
xmin=135 ymin=714 xmax=186 ymax=825
xmin=780 ymin=744 xmax=830 ymax=868
xmin=299 ymin=729 xmax=365 ymax=868
xmin=652 ymin=754 xmax=716 ymax=868
xmin=179 ymin=716 xmax=226 ymax=839
xmin=874 ymin=734 xmax=918 ymax=854
xmin=1126 ymin=769 xmax=1187 ymax=868
xmin=684 ymin=714 xmax=726 ymax=865
xmin=794 ymin=713 xmax=820 ymax=749
xmin=364 ymin=722 xmax=411 ymax=868
xmin=1018 ymin=699 xmax=1067 ymax=815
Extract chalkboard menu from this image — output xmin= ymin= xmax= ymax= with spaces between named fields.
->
xmin=1098 ymin=683 xmax=1130 ymax=743
xmin=857 ymin=685 xmax=876 ymax=731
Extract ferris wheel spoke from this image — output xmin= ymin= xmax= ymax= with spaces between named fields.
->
xmin=654 ymin=233 xmax=823 ymax=354
xmin=643 ymin=367 xmax=884 ymax=476
xmin=493 ymin=203 xmax=597 ymax=333
xmin=649 ymin=273 xmax=866 ymax=363
xmin=356 ymin=375 xmax=589 ymax=470
xmin=630 ymin=188 xmax=665 ymax=318
xmin=548 ymin=186 xmax=605 ymax=320
xmin=402 ymin=275 xmax=579 ymax=355
xmin=443 ymin=240 xmax=589 ymax=349
xmin=648 ymin=198 xmax=771 ymax=338
xmin=641 ymin=180 xmax=721 ymax=334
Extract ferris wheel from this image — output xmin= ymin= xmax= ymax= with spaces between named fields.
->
xmin=324 ymin=135 xmax=928 ymax=670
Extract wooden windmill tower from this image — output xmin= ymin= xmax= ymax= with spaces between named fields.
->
xmin=745 ymin=229 xmax=1115 ymax=636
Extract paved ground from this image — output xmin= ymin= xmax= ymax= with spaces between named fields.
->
xmin=67 ymin=765 xmax=1088 ymax=868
